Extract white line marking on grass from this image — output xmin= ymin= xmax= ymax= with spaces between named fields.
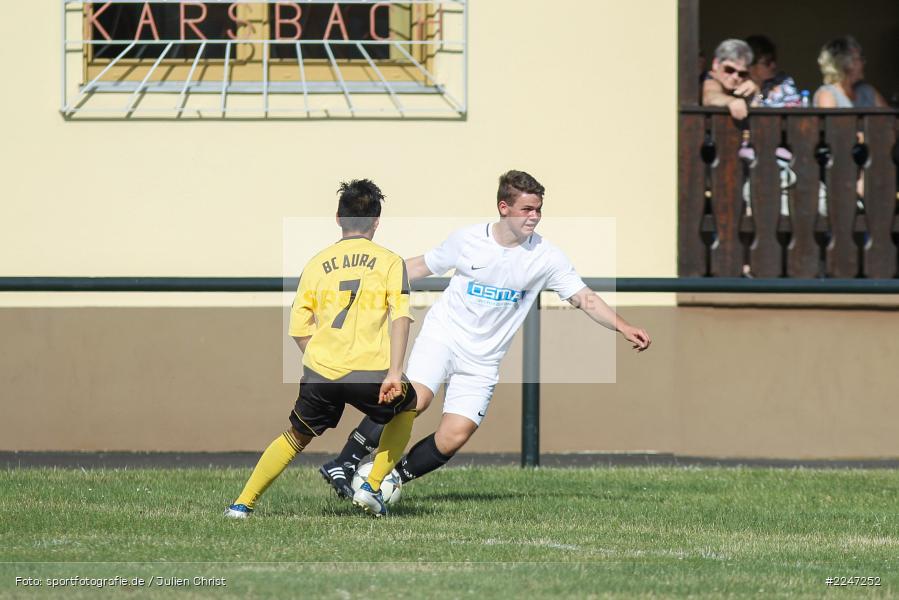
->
xmin=532 ymin=540 xmax=580 ymax=551
xmin=840 ymin=535 xmax=899 ymax=549
xmin=700 ymin=547 xmax=729 ymax=560
xmin=474 ymin=538 xmax=580 ymax=551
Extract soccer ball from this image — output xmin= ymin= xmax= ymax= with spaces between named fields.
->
xmin=351 ymin=461 xmax=402 ymax=505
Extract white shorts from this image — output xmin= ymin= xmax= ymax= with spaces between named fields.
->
xmin=406 ymin=336 xmax=499 ymax=426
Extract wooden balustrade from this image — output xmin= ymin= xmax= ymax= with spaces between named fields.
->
xmin=678 ymin=107 xmax=899 ymax=278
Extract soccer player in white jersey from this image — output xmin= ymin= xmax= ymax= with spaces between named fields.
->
xmin=319 ymin=170 xmax=651 ymax=497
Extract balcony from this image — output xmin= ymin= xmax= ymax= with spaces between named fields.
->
xmin=678 ymin=108 xmax=899 ymax=278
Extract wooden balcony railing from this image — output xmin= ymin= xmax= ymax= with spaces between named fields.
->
xmin=679 ymin=107 xmax=899 ymax=278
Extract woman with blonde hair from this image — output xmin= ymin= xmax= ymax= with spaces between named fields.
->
xmin=814 ymin=36 xmax=886 ymax=107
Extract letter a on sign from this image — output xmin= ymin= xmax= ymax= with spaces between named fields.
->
xmin=324 ymin=3 xmax=349 ymax=40
xmin=134 ymin=2 xmax=161 ymax=40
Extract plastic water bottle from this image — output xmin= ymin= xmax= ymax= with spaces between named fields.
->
xmin=801 ymin=90 xmax=810 ymax=107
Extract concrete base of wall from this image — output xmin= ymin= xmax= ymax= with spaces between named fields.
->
xmin=2 ymin=305 xmax=897 ymax=458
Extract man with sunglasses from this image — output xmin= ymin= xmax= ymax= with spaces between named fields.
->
xmin=702 ymin=39 xmax=760 ymax=120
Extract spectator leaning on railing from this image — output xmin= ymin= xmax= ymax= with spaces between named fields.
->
xmin=813 ymin=36 xmax=887 ymax=108
xmin=745 ymin=35 xmax=802 ymax=108
xmin=702 ymin=39 xmax=760 ymax=120
xmin=740 ymin=35 xmax=800 ymax=219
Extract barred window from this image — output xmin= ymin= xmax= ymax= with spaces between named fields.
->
xmin=64 ymin=1 xmax=467 ymax=119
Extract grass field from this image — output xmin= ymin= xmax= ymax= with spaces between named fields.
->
xmin=2 ymin=466 xmax=898 ymax=598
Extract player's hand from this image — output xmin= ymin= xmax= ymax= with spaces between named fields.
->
xmin=379 ymin=372 xmax=404 ymax=404
xmin=620 ymin=325 xmax=651 ymax=352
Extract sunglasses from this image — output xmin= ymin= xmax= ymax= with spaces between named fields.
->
xmin=723 ymin=65 xmax=749 ymax=78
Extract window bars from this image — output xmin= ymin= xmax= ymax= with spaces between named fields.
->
xmin=61 ymin=1 xmax=467 ymax=119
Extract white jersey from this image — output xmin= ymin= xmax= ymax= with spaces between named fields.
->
xmin=420 ymin=222 xmax=586 ymax=365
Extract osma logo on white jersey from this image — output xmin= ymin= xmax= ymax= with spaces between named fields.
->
xmin=466 ymin=281 xmax=526 ymax=307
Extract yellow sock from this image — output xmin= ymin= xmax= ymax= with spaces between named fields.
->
xmin=234 ymin=432 xmax=303 ymax=509
xmin=367 ymin=411 xmax=415 ymax=491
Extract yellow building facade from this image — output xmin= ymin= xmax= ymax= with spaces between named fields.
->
xmin=3 ymin=2 xmax=898 ymax=459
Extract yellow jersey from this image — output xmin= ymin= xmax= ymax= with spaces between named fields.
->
xmin=288 ymin=236 xmax=413 ymax=379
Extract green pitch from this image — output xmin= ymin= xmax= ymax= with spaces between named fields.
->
xmin=2 ymin=466 xmax=897 ymax=598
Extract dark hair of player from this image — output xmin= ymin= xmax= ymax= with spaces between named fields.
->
xmin=497 ymin=170 xmax=545 ymax=206
xmin=337 ymin=179 xmax=385 ymax=233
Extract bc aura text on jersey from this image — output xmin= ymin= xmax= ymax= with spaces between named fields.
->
xmin=322 ymin=254 xmax=378 ymax=274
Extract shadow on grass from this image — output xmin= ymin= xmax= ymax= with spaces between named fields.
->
xmin=260 ymin=487 xmax=620 ymax=519
xmin=316 ymin=501 xmax=442 ymax=518
xmin=418 ymin=490 xmax=619 ymax=502
xmin=256 ymin=500 xmax=440 ymax=519
xmin=414 ymin=491 xmax=514 ymax=502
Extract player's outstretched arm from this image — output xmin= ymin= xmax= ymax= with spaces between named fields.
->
xmin=405 ymin=255 xmax=433 ymax=281
xmin=380 ymin=316 xmax=413 ymax=404
xmin=567 ymin=287 xmax=652 ymax=352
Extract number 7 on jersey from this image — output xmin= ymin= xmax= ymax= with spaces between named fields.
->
xmin=331 ymin=279 xmax=360 ymax=329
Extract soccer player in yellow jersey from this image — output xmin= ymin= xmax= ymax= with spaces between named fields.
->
xmin=225 ymin=179 xmax=416 ymax=518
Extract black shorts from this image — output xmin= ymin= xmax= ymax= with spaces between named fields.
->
xmin=289 ymin=368 xmax=417 ymax=437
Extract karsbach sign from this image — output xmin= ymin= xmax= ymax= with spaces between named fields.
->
xmin=87 ymin=2 xmax=392 ymax=42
